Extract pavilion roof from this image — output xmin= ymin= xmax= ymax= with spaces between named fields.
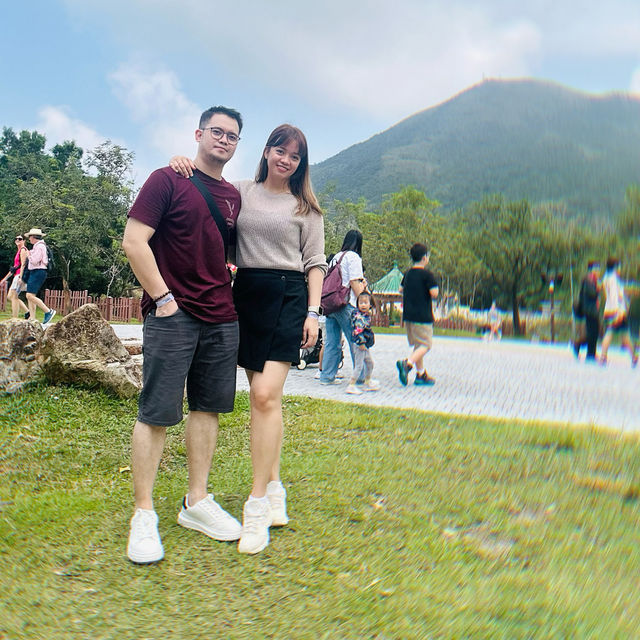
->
xmin=373 ymin=262 xmax=404 ymax=294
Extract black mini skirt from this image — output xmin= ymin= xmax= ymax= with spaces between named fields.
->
xmin=233 ymin=268 xmax=307 ymax=372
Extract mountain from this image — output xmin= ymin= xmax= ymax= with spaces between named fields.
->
xmin=310 ymin=79 xmax=640 ymax=219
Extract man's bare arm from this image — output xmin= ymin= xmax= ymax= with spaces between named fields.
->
xmin=122 ymin=218 xmax=178 ymax=316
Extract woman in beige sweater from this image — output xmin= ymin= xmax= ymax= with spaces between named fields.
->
xmin=170 ymin=124 xmax=326 ymax=554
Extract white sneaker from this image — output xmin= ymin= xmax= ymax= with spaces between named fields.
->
xmin=127 ymin=509 xmax=164 ymax=564
xmin=266 ymin=481 xmax=289 ymax=526
xmin=363 ymin=379 xmax=380 ymax=391
xmin=238 ymin=498 xmax=272 ymax=554
xmin=346 ymin=383 xmax=363 ymax=395
xmin=177 ymin=494 xmax=241 ymax=541
xmin=314 ymin=370 xmax=321 ymax=379
xmin=319 ymin=378 xmax=342 ymax=385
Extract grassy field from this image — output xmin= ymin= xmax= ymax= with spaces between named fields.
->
xmin=2 ymin=385 xmax=640 ymax=639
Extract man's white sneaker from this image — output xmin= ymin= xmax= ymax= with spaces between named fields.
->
xmin=238 ymin=498 xmax=272 ymax=554
xmin=127 ymin=509 xmax=164 ymax=564
xmin=177 ymin=494 xmax=241 ymax=541
xmin=266 ymin=481 xmax=289 ymax=526
xmin=363 ymin=379 xmax=380 ymax=391
xmin=346 ymin=383 xmax=363 ymax=395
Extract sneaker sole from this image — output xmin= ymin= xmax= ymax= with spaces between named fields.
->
xmin=238 ymin=536 xmax=270 ymax=554
xmin=177 ymin=512 xmax=241 ymax=541
xmin=127 ymin=548 xmax=164 ymax=564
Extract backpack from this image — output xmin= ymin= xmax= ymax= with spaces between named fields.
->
xmin=321 ymin=252 xmax=351 ymax=316
xmin=45 ymin=244 xmax=55 ymax=273
xmin=573 ymin=280 xmax=585 ymax=319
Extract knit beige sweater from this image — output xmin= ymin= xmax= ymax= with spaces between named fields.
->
xmin=234 ymin=180 xmax=327 ymax=274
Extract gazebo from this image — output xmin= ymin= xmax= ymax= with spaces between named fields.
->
xmin=371 ymin=262 xmax=404 ymax=326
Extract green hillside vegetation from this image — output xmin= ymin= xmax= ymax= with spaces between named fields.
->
xmin=312 ymin=79 xmax=640 ymax=221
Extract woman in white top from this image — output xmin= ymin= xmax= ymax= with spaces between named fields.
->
xmin=599 ymin=256 xmax=637 ymax=366
xmin=170 ymin=124 xmax=327 ymax=554
xmin=319 ymin=230 xmax=367 ymax=384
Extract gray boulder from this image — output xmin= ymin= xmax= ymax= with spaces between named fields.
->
xmin=40 ymin=304 xmax=142 ymax=398
xmin=0 ymin=319 xmax=44 ymax=394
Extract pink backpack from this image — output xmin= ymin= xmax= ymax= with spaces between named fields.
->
xmin=321 ymin=252 xmax=351 ymax=315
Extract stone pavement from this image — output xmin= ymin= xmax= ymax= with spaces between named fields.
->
xmin=112 ymin=325 xmax=639 ymax=431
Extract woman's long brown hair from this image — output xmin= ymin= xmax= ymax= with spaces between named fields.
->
xmin=255 ymin=124 xmax=322 ymax=216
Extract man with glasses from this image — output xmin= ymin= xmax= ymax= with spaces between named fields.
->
xmin=122 ymin=106 xmax=243 ymax=564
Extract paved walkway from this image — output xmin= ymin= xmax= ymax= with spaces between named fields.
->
xmin=113 ymin=325 xmax=639 ymax=431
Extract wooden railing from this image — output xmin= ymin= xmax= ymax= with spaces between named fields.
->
xmin=41 ymin=289 xmax=142 ymax=322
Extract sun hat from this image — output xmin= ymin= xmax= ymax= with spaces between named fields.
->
xmin=26 ymin=228 xmax=46 ymax=237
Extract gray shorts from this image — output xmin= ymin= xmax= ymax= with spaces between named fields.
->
xmin=138 ymin=308 xmax=239 ymax=427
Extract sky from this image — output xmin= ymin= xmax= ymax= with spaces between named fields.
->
xmin=2 ymin=0 xmax=640 ymax=186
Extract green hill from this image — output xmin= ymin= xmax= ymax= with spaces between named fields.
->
xmin=311 ymin=78 xmax=640 ymax=219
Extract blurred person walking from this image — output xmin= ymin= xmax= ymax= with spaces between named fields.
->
xmin=0 ymin=234 xmax=30 ymax=318
xmin=24 ymin=228 xmax=56 ymax=324
xmin=573 ymin=260 xmax=601 ymax=361
xmin=599 ymin=257 xmax=637 ymax=367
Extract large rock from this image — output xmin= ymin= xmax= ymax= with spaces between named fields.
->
xmin=0 ymin=320 xmax=44 ymax=394
xmin=40 ymin=304 xmax=142 ymax=398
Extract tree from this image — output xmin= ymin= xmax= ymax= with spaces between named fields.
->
xmin=356 ymin=186 xmax=441 ymax=283
xmin=616 ymin=184 xmax=640 ymax=279
xmin=463 ymin=196 xmax=550 ymax=334
xmin=0 ymin=130 xmax=136 ymax=305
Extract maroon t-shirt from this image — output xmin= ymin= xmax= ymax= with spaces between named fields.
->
xmin=128 ymin=167 xmax=240 ymax=323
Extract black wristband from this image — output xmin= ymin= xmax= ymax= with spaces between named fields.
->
xmin=152 ymin=290 xmax=172 ymax=302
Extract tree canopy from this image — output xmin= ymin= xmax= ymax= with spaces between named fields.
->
xmin=0 ymin=128 xmax=136 ymax=297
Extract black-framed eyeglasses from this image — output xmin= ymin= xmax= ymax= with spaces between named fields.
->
xmin=15 ymin=237 xmax=23 ymax=241
xmin=202 ymin=127 xmax=240 ymax=145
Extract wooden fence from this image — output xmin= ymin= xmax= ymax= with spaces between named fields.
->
xmin=41 ymin=289 xmax=142 ymax=322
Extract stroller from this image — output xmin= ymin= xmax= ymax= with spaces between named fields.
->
xmin=296 ymin=326 xmax=344 ymax=370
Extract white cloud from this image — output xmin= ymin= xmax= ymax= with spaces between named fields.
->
xmin=63 ymin=1 xmax=546 ymax=119
xmin=282 ymin=6 xmax=542 ymax=117
xmin=35 ymin=106 xmax=108 ymax=151
xmin=64 ymin=0 xmax=640 ymax=121
xmin=109 ymin=64 xmax=199 ymax=158
xmin=108 ymin=62 xmax=250 ymax=179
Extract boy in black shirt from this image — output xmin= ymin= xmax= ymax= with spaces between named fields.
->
xmin=396 ymin=243 xmax=439 ymax=386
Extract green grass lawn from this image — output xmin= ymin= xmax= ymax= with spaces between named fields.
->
xmin=1 ymin=385 xmax=640 ymax=639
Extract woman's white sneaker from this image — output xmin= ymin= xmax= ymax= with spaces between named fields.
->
xmin=177 ymin=494 xmax=242 ymax=541
xmin=127 ymin=509 xmax=164 ymax=564
xmin=238 ymin=498 xmax=272 ymax=554
xmin=266 ymin=481 xmax=289 ymax=526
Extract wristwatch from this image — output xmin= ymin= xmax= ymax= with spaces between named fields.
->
xmin=308 ymin=305 xmax=322 ymax=315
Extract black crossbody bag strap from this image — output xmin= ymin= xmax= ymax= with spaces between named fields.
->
xmin=189 ymin=173 xmax=229 ymax=261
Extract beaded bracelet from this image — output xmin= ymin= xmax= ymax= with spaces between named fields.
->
xmin=152 ymin=290 xmax=172 ymax=302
